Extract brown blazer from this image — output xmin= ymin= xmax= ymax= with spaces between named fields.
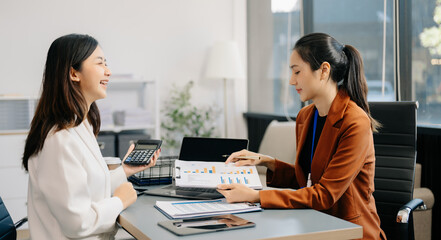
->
xmin=259 ymin=90 xmax=386 ymax=240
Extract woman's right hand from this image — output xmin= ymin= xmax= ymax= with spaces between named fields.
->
xmin=226 ymin=149 xmax=262 ymax=166
xmin=225 ymin=150 xmax=275 ymax=172
xmin=114 ymin=182 xmax=137 ymax=209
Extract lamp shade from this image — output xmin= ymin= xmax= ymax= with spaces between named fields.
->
xmin=205 ymin=41 xmax=245 ymax=79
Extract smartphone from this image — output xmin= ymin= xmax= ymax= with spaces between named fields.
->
xmin=123 ymin=139 xmax=162 ymax=165
xmin=158 ymin=214 xmax=255 ymax=236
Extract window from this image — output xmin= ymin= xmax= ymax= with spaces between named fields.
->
xmin=247 ymin=0 xmax=302 ymax=117
xmin=248 ymin=0 xmax=441 ymax=127
xmin=313 ymin=0 xmax=395 ymax=102
xmin=248 ymin=0 xmax=395 ymax=116
xmin=413 ymin=0 xmax=441 ymax=125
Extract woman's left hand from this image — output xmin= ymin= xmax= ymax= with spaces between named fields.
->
xmin=122 ymin=144 xmax=161 ymax=177
xmin=217 ymin=183 xmax=260 ymax=203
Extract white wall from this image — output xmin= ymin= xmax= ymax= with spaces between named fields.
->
xmin=0 ymin=0 xmax=247 ymax=139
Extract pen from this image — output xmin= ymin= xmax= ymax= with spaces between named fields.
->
xmin=222 ymin=155 xmax=261 ymax=160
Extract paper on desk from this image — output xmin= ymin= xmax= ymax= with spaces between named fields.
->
xmin=175 ymin=160 xmax=263 ymax=189
xmin=155 ymin=199 xmax=262 ymax=219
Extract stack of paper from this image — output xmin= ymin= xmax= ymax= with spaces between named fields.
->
xmin=124 ymin=108 xmax=152 ymax=126
xmin=155 ymin=199 xmax=261 ymax=219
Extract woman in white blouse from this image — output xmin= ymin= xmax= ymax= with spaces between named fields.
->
xmin=22 ymin=34 xmax=159 ymax=239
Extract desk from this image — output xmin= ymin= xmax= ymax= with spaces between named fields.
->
xmin=118 ymin=193 xmax=362 ymax=240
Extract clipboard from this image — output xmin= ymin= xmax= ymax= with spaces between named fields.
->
xmin=158 ymin=214 xmax=255 ymax=236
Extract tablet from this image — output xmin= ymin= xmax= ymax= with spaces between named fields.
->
xmin=158 ymin=214 xmax=255 ymax=236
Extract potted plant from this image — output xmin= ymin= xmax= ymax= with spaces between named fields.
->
xmin=161 ymin=81 xmax=220 ymax=156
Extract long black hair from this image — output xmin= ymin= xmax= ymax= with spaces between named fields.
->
xmin=22 ymin=34 xmax=101 ymax=171
xmin=294 ymin=32 xmax=380 ymax=132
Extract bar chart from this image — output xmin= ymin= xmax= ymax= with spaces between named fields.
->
xmin=220 ymin=176 xmax=250 ymax=184
xmin=175 ymin=160 xmax=263 ymax=189
xmin=183 ymin=166 xmax=254 ymax=175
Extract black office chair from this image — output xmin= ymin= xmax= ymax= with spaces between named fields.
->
xmin=0 ymin=196 xmax=27 ymax=240
xmin=369 ymin=101 xmax=425 ymax=240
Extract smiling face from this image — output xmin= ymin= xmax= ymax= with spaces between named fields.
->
xmin=289 ymin=50 xmax=325 ymax=102
xmin=70 ymin=46 xmax=111 ymax=106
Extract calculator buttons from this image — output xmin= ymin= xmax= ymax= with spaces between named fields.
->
xmin=123 ymin=140 xmax=162 ymax=165
xmin=125 ymin=150 xmax=153 ymax=165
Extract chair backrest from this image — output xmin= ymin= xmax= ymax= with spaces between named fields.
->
xmin=258 ymin=120 xmax=296 ymax=164
xmin=369 ymin=101 xmax=418 ymax=240
xmin=0 ymin=196 xmax=16 ymax=240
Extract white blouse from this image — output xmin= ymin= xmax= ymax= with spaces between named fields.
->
xmin=27 ymin=121 xmax=127 ymax=239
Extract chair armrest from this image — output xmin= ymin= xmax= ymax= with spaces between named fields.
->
xmin=15 ymin=217 xmax=28 ymax=229
xmin=397 ymin=199 xmax=425 ymax=223
xmin=402 ymin=198 xmax=425 ymax=211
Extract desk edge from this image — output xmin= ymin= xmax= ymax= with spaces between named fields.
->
xmin=259 ymin=225 xmax=362 ymax=240
xmin=118 ymin=214 xmax=151 ymax=240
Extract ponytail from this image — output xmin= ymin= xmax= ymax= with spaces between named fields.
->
xmin=342 ymin=45 xmax=381 ymax=132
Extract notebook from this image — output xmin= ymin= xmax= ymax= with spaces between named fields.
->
xmin=142 ymin=137 xmax=249 ymax=200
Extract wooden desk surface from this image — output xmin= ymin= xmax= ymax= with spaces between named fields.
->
xmin=118 ymin=193 xmax=362 ymax=240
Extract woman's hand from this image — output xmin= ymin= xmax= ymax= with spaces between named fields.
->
xmin=114 ymin=182 xmax=137 ymax=209
xmin=122 ymin=144 xmax=161 ymax=177
xmin=225 ymin=149 xmax=263 ymax=166
xmin=217 ymin=183 xmax=260 ymax=203
xmin=226 ymin=149 xmax=275 ymax=171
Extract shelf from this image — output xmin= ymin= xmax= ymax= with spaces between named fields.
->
xmin=0 ymin=130 xmax=29 ymax=135
xmin=97 ymin=77 xmax=160 ymax=138
xmin=109 ymin=79 xmax=155 ymax=84
xmin=100 ymin=124 xmax=156 ymax=133
xmin=107 ymin=79 xmax=155 ymax=90
xmin=0 ymin=95 xmax=39 ymax=100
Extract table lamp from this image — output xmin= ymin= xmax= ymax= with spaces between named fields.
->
xmin=205 ymin=41 xmax=245 ymax=137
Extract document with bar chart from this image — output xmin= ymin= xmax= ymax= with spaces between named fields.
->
xmin=175 ymin=160 xmax=263 ymax=189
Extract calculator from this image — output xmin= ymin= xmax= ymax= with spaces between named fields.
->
xmin=124 ymin=139 xmax=162 ymax=165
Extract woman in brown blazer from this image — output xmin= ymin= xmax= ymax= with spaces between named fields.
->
xmin=217 ymin=33 xmax=386 ymax=240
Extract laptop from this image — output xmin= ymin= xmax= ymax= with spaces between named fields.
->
xmin=142 ymin=137 xmax=249 ymax=199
